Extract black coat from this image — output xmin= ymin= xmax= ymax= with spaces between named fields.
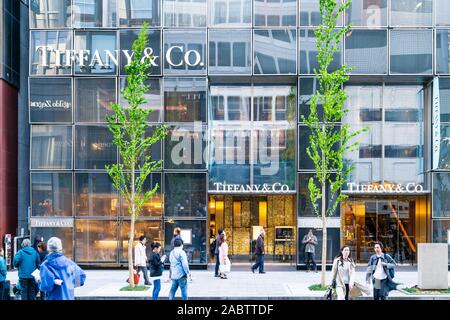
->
xmin=255 ymin=236 xmax=265 ymax=255
xmin=149 ymin=252 xmax=164 ymax=277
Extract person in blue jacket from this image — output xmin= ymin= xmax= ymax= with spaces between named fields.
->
xmin=39 ymin=237 xmax=86 ymax=300
xmin=13 ymin=238 xmax=40 ymax=300
xmin=0 ymin=248 xmax=7 ymax=300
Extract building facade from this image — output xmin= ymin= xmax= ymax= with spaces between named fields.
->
xmin=27 ymin=0 xmax=450 ymax=267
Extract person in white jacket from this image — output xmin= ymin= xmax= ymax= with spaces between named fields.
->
xmin=134 ymin=236 xmax=151 ymax=285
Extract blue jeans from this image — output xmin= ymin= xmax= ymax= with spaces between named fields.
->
xmin=252 ymin=254 xmax=265 ymax=273
xmin=152 ymin=279 xmax=161 ymax=300
xmin=169 ymin=277 xmax=188 ymax=300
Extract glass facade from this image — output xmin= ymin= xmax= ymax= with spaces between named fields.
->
xmin=28 ymin=1 xmax=450 ymax=266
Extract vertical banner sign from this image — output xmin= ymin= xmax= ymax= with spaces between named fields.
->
xmin=433 ymin=77 xmax=440 ymax=170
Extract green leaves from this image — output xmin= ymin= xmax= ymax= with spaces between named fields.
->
xmin=305 ymin=0 xmax=363 ymax=218
xmin=106 ymin=22 xmax=167 ymax=219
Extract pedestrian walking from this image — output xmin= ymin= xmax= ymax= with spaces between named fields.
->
xmin=330 ymin=246 xmax=355 ymax=300
xmin=170 ymin=227 xmax=183 ymax=249
xmin=169 ymin=238 xmax=190 ymax=300
xmin=218 ymin=231 xmax=230 ymax=279
xmin=134 ymin=235 xmax=151 ymax=286
xmin=149 ymin=242 xmax=166 ymax=300
xmin=0 ymin=248 xmax=7 ymax=300
xmin=302 ymin=229 xmax=318 ymax=272
xmin=251 ymin=228 xmax=266 ymax=274
xmin=36 ymin=241 xmax=48 ymax=300
xmin=39 ymin=237 xmax=86 ymax=300
xmin=214 ymin=228 xmax=224 ymax=277
xmin=366 ymin=241 xmax=398 ymax=300
xmin=13 ymin=239 xmax=40 ymax=300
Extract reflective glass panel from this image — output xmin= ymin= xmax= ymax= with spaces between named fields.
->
xmin=390 ymin=0 xmax=432 ymax=26
xmin=163 ymin=30 xmax=207 ymax=75
xmin=164 ymin=124 xmax=207 ymax=170
xmin=118 ymin=0 xmax=161 ymax=27
xmin=164 ymin=173 xmax=207 ymax=217
xmin=31 ymin=173 xmax=72 ymax=217
xmin=254 ymin=29 xmax=296 ymax=75
xmin=75 ymin=220 xmax=118 ymax=262
xmin=120 ymin=173 xmax=162 ymax=217
xmin=433 ymin=174 xmax=450 ymax=218
xmin=75 ymin=172 xmax=118 ymax=217
xmin=297 ymin=228 xmax=340 ymax=263
xmin=345 ymin=29 xmax=387 ymax=74
xmin=208 ymin=29 xmax=252 ymax=74
xmin=436 ymin=124 xmax=450 ymax=170
xmin=75 ymin=78 xmax=116 ymax=123
xmin=436 ymin=30 xmax=450 ymax=74
xmin=390 ymin=30 xmax=432 ymax=74
xmin=31 ymin=125 xmax=72 ymax=169
xmin=345 ymin=0 xmax=387 ymax=26
xmin=299 ymin=29 xmax=342 ymax=75
xmin=382 ymin=85 xmax=424 ymax=185
xmin=163 ymin=0 xmax=206 ymax=27
xmin=75 ymin=126 xmax=117 ymax=169
xmin=254 ymin=0 xmax=296 ymax=27
xmin=31 ymin=227 xmax=73 ymax=259
xmin=164 ymin=220 xmax=207 ymax=263
xmin=120 ymin=29 xmax=161 ymax=76
xmin=164 ymin=77 xmax=206 ymax=122
xmin=209 ymin=0 xmax=251 ymax=27
xmin=30 ymin=78 xmax=72 ymax=123
xmin=120 ymin=78 xmax=162 ymax=122
xmin=73 ymin=0 xmax=117 ymax=27
xmin=30 ymin=30 xmax=72 ymax=75
xmin=298 ymin=77 xmax=324 ymax=120
xmin=436 ymin=0 xmax=450 ymax=26
xmin=74 ymin=31 xmax=117 ymax=75
xmin=300 ymin=0 xmax=343 ymax=26
xmin=120 ymin=220 xmax=164 ymax=262
xmin=30 ymin=0 xmax=71 ymax=28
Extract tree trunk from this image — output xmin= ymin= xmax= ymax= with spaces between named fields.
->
xmin=321 ymin=183 xmax=327 ymax=288
xmin=129 ymin=166 xmax=136 ymax=287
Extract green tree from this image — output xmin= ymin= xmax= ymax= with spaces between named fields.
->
xmin=106 ymin=23 xmax=166 ymax=287
xmin=302 ymin=0 xmax=366 ymax=287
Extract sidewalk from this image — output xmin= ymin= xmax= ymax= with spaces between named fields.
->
xmin=5 ymin=265 xmax=450 ymax=300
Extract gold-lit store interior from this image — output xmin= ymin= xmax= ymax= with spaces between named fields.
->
xmin=208 ymin=195 xmax=296 ymax=262
xmin=341 ymin=196 xmax=430 ymax=264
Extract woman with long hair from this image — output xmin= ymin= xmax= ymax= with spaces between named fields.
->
xmin=330 ymin=245 xmax=355 ymax=300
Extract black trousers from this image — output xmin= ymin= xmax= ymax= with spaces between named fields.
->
xmin=137 ymin=266 xmax=151 ymax=285
xmin=373 ymin=279 xmax=388 ymax=300
xmin=305 ymin=252 xmax=317 ymax=271
xmin=345 ymin=284 xmax=350 ymax=300
xmin=0 ymin=281 xmax=4 ymax=301
xmin=19 ymin=278 xmax=37 ymax=300
xmin=215 ymin=254 xmax=220 ymax=276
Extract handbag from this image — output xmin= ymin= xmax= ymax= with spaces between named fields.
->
xmin=126 ymin=268 xmax=141 ymax=284
xmin=219 ymin=263 xmax=231 ymax=274
xmin=324 ymin=286 xmax=334 ymax=300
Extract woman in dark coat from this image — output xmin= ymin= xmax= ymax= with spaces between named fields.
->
xmin=149 ymin=242 xmax=166 ymax=300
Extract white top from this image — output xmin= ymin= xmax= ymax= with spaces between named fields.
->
xmin=373 ymin=256 xmax=387 ymax=280
xmin=134 ymin=242 xmax=147 ymax=267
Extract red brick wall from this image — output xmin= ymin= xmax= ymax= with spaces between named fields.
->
xmin=0 ymin=80 xmax=18 ymax=242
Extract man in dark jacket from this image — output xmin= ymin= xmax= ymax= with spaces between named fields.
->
xmin=214 ymin=228 xmax=224 ymax=277
xmin=170 ymin=227 xmax=183 ymax=249
xmin=251 ymin=228 xmax=266 ymax=274
xmin=13 ymin=239 xmax=40 ymax=300
xmin=366 ymin=241 xmax=398 ymax=300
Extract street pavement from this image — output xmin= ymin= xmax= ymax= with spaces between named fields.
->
xmin=5 ymin=264 xmax=450 ymax=300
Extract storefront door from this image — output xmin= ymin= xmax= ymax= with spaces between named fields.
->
xmin=208 ymin=194 xmax=296 ymax=262
xmin=342 ymin=197 xmax=422 ymax=263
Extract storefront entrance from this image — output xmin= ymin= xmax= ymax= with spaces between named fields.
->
xmin=341 ymin=196 xmax=429 ymax=264
xmin=208 ymin=195 xmax=296 ymax=263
